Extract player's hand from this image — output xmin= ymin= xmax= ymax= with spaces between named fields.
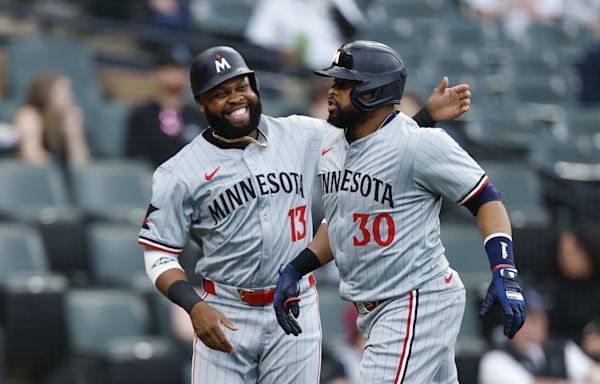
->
xmin=479 ymin=267 xmax=527 ymax=339
xmin=273 ymin=264 xmax=303 ymax=336
xmin=426 ymin=76 xmax=471 ymax=121
xmin=190 ymin=301 xmax=238 ymax=353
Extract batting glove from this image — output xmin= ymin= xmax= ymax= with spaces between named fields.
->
xmin=274 ymin=264 xmax=302 ymax=336
xmin=480 ymin=266 xmax=526 ymax=339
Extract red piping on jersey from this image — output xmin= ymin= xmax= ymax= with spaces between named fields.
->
xmin=314 ymin=281 xmax=323 ymax=383
xmin=191 ymin=333 xmax=198 ymax=384
xmin=462 ymin=177 xmax=490 ymax=206
xmin=137 ymin=239 xmax=182 ymax=255
xmin=394 ymin=291 xmax=414 ymax=384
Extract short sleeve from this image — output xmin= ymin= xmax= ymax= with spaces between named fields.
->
xmin=413 ymin=129 xmax=486 ymax=204
xmin=138 ymin=167 xmax=192 ymax=254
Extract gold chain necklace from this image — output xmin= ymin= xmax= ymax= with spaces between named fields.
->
xmin=211 ymin=127 xmax=269 ymax=149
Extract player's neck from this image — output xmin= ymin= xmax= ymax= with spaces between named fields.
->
xmin=348 ymin=106 xmax=396 ymax=140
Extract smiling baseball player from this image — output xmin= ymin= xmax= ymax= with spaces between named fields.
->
xmin=139 ymin=44 xmax=473 ymax=384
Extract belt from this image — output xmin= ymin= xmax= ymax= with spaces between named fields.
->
xmin=354 ymin=299 xmax=385 ymax=315
xmin=204 ymin=274 xmax=316 ymax=306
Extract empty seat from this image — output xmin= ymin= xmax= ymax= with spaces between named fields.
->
xmin=87 ymin=102 xmax=130 ymax=159
xmin=465 ymin=107 xmax=533 ymax=151
xmin=6 ymin=37 xmax=100 ymax=108
xmin=0 ymin=275 xmax=69 ymax=379
xmin=70 ymin=160 xmax=152 ymax=223
xmin=0 ymin=224 xmax=48 ymax=280
xmin=480 ymin=161 xmax=550 ymax=226
xmin=194 ymin=0 xmax=254 ymax=36
xmin=440 ymin=223 xmax=489 ymax=274
xmin=0 ymin=160 xmax=75 ymax=222
xmin=66 ymin=288 xmax=182 ymax=384
xmin=512 ymin=75 xmax=571 ymax=105
xmin=87 ymin=224 xmax=147 ymax=287
xmin=373 ymin=0 xmax=447 ymax=20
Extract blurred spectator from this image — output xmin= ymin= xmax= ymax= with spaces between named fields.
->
xmin=583 ymin=317 xmax=600 ymax=362
xmin=12 ymin=71 xmax=90 ymax=166
xmin=543 ymin=224 xmax=600 ymax=344
xmin=125 ymin=45 xmax=206 ymax=167
xmin=145 ymin=0 xmax=191 ymax=30
xmin=465 ymin=0 xmax=563 ymax=42
xmin=569 ymin=1 xmax=600 ymax=105
xmin=245 ymin=0 xmax=364 ymax=70
xmin=479 ymin=288 xmax=600 ymax=384
xmin=334 ymin=304 xmax=365 ymax=384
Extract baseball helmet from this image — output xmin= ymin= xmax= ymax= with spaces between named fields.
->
xmin=315 ymin=40 xmax=406 ymax=111
xmin=190 ymin=46 xmax=258 ymax=96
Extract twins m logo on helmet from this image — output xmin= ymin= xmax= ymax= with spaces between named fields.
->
xmin=332 ymin=49 xmax=341 ymax=65
xmin=214 ymin=54 xmax=231 ymax=73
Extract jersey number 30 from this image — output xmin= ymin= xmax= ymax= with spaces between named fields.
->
xmin=353 ymin=213 xmax=395 ymax=247
xmin=288 ymin=205 xmax=307 ymax=241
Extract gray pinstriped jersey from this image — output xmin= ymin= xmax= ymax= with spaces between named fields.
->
xmin=318 ymin=112 xmax=485 ymax=302
xmin=139 ymin=114 xmax=329 ymax=288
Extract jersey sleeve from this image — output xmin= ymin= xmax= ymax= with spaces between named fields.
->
xmin=413 ymin=128 xmax=487 ymax=205
xmin=137 ymin=166 xmax=192 ymax=254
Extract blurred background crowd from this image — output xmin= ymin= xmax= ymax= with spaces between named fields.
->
xmin=0 ymin=0 xmax=599 ymax=383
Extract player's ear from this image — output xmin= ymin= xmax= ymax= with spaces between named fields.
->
xmin=195 ymin=95 xmax=206 ymax=112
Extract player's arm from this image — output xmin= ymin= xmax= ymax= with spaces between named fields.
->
xmin=412 ymin=76 xmax=471 ymax=127
xmin=273 ymin=222 xmax=333 ymax=336
xmin=144 ymin=248 xmax=237 ymax=353
xmin=463 ymin=183 xmax=526 ymax=339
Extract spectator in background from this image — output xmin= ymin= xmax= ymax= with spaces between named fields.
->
xmin=544 ymin=224 xmax=600 ymax=345
xmin=479 ymin=288 xmax=600 ymax=384
xmin=583 ymin=317 xmax=600 ymax=363
xmin=465 ymin=0 xmax=563 ymax=43
xmin=245 ymin=0 xmax=364 ymax=70
xmin=125 ymin=45 xmax=206 ymax=167
xmin=13 ymin=71 xmax=89 ymax=166
xmin=145 ymin=0 xmax=191 ymax=30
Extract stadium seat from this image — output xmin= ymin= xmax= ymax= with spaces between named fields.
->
xmin=512 ymin=74 xmax=571 ymax=105
xmin=480 ymin=161 xmax=550 ymax=226
xmin=372 ymin=0 xmax=447 ymax=20
xmin=0 ymin=223 xmax=48 ymax=280
xmin=0 ymin=275 xmax=69 ymax=380
xmin=87 ymin=102 xmax=131 ymax=159
xmin=193 ymin=0 xmax=254 ymax=36
xmin=440 ymin=223 xmax=489 ymax=274
xmin=464 ymin=107 xmax=533 ymax=152
xmin=6 ymin=37 xmax=101 ymax=111
xmin=87 ymin=223 xmax=148 ymax=288
xmin=70 ymin=160 xmax=152 ymax=223
xmin=0 ymin=160 xmax=76 ymax=222
xmin=66 ymin=288 xmax=182 ymax=384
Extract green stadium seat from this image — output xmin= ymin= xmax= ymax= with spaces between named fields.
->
xmin=0 ymin=160 xmax=76 ymax=222
xmin=87 ymin=223 xmax=147 ymax=288
xmin=194 ymin=0 xmax=254 ymax=36
xmin=87 ymin=102 xmax=130 ymax=159
xmin=440 ymin=223 xmax=489 ymax=274
xmin=0 ymin=224 xmax=48 ymax=280
xmin=316 ymin=285 xmax=349 ymax=346
xmin=70 ymin=160 xmax=152 ymax=223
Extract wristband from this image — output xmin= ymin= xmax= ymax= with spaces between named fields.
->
xmin=412 ymin=105 xmax=436 ymax=127
xmin=289 ymin=248 xmax=321 ymax=277
xmin=167 ymin=280 xmax=203 ymax=314
xmin=484 ymin=233 xmax=515 ymax=271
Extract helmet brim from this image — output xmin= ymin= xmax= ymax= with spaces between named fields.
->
xmin=195 ymin=68 xmax=255 ymax=96
xmin=314 ymin=66 xmax=364 ymax=82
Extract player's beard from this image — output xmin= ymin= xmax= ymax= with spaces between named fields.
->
xmin=327 ymin=101 xmax=368 ymax=130
xmin=205 ymin=99 xmax=262 ymax=139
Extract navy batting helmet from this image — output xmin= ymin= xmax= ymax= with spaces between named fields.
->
xmin=190 ymin=46 xmax=259 ymax=97
xmin=315 ymin=41 xmax=406 ymax=111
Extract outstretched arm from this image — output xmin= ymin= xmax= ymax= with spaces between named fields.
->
xmin=273 ymin=223 xmax=333 ymax=336
xmin=412 ymin=76 xmax=471 ymax=127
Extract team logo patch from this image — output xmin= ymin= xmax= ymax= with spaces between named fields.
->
xmin=215 ymin=54 xmax=231 ymax=73
xmin=142 ymin=204 xmax=159 ymax=229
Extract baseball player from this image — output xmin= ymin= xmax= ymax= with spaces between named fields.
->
xmin=274 ymin=41 xmax=527 ymax=384
xmin=138 ymin=45 xmax=472 ymax=384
